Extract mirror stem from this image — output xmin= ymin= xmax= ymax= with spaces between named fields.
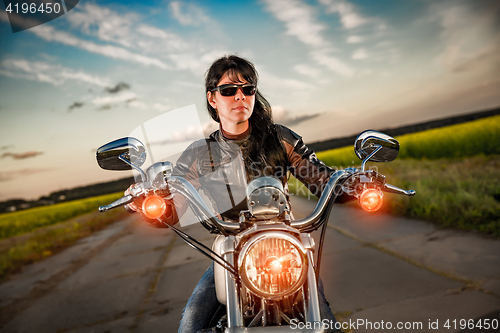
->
xmin=361 ymin=145 xmax=382 ymax=172
xmin=119 ymin=154 xmax=147 ymax=182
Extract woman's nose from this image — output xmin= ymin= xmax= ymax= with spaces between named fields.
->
xmin=235 ymin=87 xmax=246 ymax=100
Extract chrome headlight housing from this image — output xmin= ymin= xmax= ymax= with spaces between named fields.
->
xmin=246 ymin=177 xmax=288 ymax=219
xmin=238 ymin=231 xmax=308 ymax=300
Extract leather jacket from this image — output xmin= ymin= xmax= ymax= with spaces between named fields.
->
xmin=146 ymin=124 xmax=338 ymax=227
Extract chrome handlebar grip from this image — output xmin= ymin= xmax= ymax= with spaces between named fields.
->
xmin=383 ymin=183 xmax=416 ymax=196
xmin=99 ymin=194 xmax=134 ymax=212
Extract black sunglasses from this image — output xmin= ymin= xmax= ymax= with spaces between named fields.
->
xmin=211 ymin=84 xmax=257 ymax=97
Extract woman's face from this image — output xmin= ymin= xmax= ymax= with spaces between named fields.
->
xmin=207 ymin=72 xmax=255 ymax=128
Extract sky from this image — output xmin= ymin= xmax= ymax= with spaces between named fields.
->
xmin=0 ymin=0 xmax=499 ymax=201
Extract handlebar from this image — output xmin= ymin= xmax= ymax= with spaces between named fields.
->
xmin=290 ymin=170 xmax=348 ymax=232
xmin=169 ymin=177 xmax=240 ymax=234
xmin=170 ymin=172 xmax=352 ymax=234
xmin=97 ymin=170 xmax=415 ymax=234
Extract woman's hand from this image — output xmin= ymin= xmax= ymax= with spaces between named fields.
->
xmin=124 ymin=183 xmax=144 ymax=212
xmin=123 ymin=182 xmax=180 ymax=227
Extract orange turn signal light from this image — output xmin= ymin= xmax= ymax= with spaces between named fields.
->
xmin=142 ymin=195 xmax=167 ymax=220
xmin=359 ymin=188 xmax=383 ymax=212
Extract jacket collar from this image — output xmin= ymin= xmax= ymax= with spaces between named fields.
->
xmin=220 ymin=123 xmax=251 ymax=141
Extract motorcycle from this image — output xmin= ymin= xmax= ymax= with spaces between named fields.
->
xmin=96 ymin=129 xmax=415 ymax=332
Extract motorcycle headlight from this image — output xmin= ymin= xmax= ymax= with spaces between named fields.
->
xmin=238 ymin=232 xmax=308 ymax=300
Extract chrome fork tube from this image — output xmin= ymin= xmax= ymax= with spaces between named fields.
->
xmin=301 ymin=234 xmax=321 ymax=323
xmin=221 ymin=236 xmax=243 ymax=327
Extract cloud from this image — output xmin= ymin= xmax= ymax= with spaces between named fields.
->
xmin=150 ymin=122 xmax=217 ymax=145
xmin=261 ymin=0 xmax=326 ymax=46
xmin=136 ymin=30 xmax=223 ymax=75
xmin=293 ymin=64 xmax=321 ymax=78
xmin=91 ymin=91 xmax=148 ymax=111
xmin=68 ymin=3 xmax=187 ymax=53
xmin=272 ymin=105 xmax=286 ymax=122
xmin=59 ymin=70 xmax=110 ymax=87
xmin=0 ymin=168 xmax=53 ymax=182
xmin=271 ymin=105 xmax=322 ymax=126
xmin=317 ymin=0 xmax=394 ymax=66
xmin=1 ymin=151 xmax=44 ymax=160
xmin=310 ymin=49 xmax=354 ymax=77
xmin=0 ymin=58 xmax=110 ymax=87
xmin=319 ymin=0 xmax=368 ymax=29
xmin=431 ymin=0 xmax=500 ymax=73
xmin=63 ymin=2 xmax=215 ymax=73
xmin=364 ymin=41 xmax=401 ymax=63
xmin=169 ymin=1 xmax=210 ymax=26
xmin=6 ymin=2 xmax=225 ymax=76
xmin=127 ymin=99 xmax=148 ymax=110
xmin=105 ymin=82 xmax=131 ymax=94
xmin=92 ymin=91 xmax=137 ymax=106
xmin=451 ymin=46 xmax=500 ymax=73
xmin=262 ymin=0 xmax=355 ymax=77
xmin=34 ymin=24 xmax=169 ymax=69
xmin=4 ymin=11 xmax=169 ymax=69
xmin=352 ymin=48 xmax=368 ymax=60
xmin=168 ymin=49 xmax=230 ymax=76
xmin=68 ymin=102 xmax=84 ymax=112
xmin=67 ymin=3 xmax=139 ymax=49
xmin=97 ymin=104 xmax=113 ymax=111
xmin=153 ymin=103 xmax=170 ymax=112
xmin=202 ymin=121 xmax=219 ymax=136
xmin=259 ymin=68 xmax=315 ymax=97
xmin=0 ymin=59 xmax=60 ymax=85
xmin=282 ymin=113 xmax=323 ymax=127
xmin=137 ymin=25 xmax=188 ymax=52
xmin=347 ymin=35 xmax=364 ymax=43
xmin=1 ymin=145 xmax=14 ymax=151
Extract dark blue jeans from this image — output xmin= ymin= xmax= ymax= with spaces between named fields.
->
xmin=178 ymin=262 xmax=341 ymax=333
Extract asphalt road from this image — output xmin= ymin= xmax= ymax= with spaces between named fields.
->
xmin=0 ymin=196 xmax=499 ymax=333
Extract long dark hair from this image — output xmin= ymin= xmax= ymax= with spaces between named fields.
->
xmin=205 ymin=55 xmax=288 ymax=179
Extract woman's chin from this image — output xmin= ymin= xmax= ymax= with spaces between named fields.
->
xmin=231 ymin=114 xmax=251 ymax=122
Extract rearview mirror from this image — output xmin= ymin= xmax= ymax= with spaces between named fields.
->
xmin=354 ymin=130 xmax=399 ymax=163
xmin=96 ymin=137 xmax=147 ymax=171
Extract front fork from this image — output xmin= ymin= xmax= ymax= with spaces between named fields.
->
xmin=301 ymin=233 xmax=322 ymax=323
xmin=221 ymin=236 xmax=244 ymax=328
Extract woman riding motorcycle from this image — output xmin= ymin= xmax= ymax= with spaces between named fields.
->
xmin=127 ymin=55 xmax=347 ymax=332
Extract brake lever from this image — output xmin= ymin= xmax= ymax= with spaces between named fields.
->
xmin=99 ymin=194 xmax=134 ymax=212
xmin=383 ymin=183 xmax=416 ymax=196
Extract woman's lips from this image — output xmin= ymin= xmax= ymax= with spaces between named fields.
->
xmin=232 ymin=106 xmax=247 ymax=112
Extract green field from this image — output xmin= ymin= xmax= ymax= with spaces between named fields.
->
xmin=0 ymin=193 xmax=129 ymax=280
xmin=374 ymin=156 xmax=500 ymax=234
xmin=317 ymin=114 xmax=500 ymax=168
xmin=0 ymin=192 xmax=124 ymax=239
xmin=302 ymin=115 xmax=500 ymax=236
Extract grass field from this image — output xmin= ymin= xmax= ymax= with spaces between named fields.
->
xmin=299 ymin=115 xmax=500 ymax=236
xmin=0 ymin=192 xmax=130 ymax=280
xmin=0 ymin=208 xmax=129 ymax=280
xmin=0 ymin=192 xmax=124 ymax=239
xmin=317 ymin=114 xmax=500 ymax=168
xmin=374 ymin=156 xmax=500 ymax=235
